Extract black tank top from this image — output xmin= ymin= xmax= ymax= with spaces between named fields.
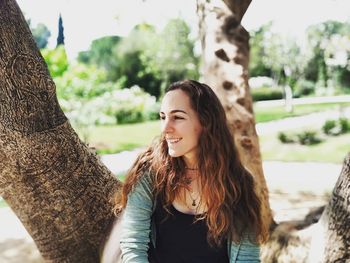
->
xmin=150 ymin=202 xmax=229 ymax=263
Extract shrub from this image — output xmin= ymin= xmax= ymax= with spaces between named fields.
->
xmin=322 ymin=120 xmax=337 ymax=135
xmin=251 ymin=86 xmax=283 ymax=101
xmin=55 ymin=63 xmax=113 ymax=100
xmin=278 ymin=132 xmax=295 ymax=143
xmin=293 ymin=79 xmax=315 ymax=98
xmin=41 ymin=46 xmax=69 ymax=78
xmin=322 ymin=118 xmax=350 ymax=136
xmin=60 ymin=85 xmax=159 ymax=128
xmin=296 ymin=131 xmax=322 ymax=145
xmin=339 ymin=118 xmax=349 ymax=133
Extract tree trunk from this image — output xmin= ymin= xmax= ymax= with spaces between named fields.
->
xmin=261 ymin=153 xmax=350 ymax=262
xmin=0 ymin=0 xmax=121 ymax=262
xmin=313 ymin=152 xmax=350 ymax=262
xmin=196 ymin=0 xmax=273 ymax=226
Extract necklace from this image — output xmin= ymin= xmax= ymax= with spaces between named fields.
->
xmin=185 ymin=167 xmax=198 ymax=171
xmin=186 ymin=188 xmax=200 ymax=207
xmin=184 ymin=168 xmax=198 ymax=185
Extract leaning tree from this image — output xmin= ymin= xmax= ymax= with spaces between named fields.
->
xmin=0 ymin=0 xmax=349 ymax=262
xmin=0 ymin=0 xmax=120 ymax=261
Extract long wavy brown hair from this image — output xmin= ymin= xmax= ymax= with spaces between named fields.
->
xmin=114 ymin=80 xmax=268 ymax=246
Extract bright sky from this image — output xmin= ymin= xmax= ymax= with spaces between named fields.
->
xmin=17 ymin=0 xmax=350 ymax=59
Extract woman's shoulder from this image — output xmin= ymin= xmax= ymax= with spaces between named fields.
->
xmin=130 ymin=170 xmax=154 ymax=198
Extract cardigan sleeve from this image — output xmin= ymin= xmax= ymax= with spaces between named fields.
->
xmin=229 ymin=234 xmax=261 ymax=262
xmin=120 ymin=172 xmax=154 ymax=263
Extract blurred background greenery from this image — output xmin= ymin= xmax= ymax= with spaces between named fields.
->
xmin=1 ymin=0 xmax=349 ymax=209
xmin=23 ymin=5 xmax=350 ymax=163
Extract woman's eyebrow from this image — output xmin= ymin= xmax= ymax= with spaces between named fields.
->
xmin=160 ymin=109 xmax=188 ymax=115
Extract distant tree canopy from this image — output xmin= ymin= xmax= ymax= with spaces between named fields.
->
xmin=77 ymin=18 xmax=199 ymax=99
xmin=305 ymin=20 xmax=350 ymax=89
xmin=26 ymin=18 xmax=51 ymax=49
xmin=249 ymin=20 xmax=350 ymax=95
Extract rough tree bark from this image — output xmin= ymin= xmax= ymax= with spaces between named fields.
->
xmin=196 ymin=0 xmax=273 ymax=226
xmin=261 ymin=153 xmax=350 ymax=262
xmin=0 ymin=0 xmax=121 ymax=262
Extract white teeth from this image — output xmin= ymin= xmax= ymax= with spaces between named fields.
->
xmin=167 ymin=138 xmax=181 ymax=143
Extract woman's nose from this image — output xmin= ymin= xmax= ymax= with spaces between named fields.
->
xmin=162 ymin=119 xmax=173 ymax=133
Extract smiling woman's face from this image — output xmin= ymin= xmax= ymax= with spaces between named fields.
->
xmin=159 ymin=89 xmax=202 ymax=168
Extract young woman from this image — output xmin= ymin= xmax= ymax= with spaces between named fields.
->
xmin=114 ymin=80 xmax=268 ymax=262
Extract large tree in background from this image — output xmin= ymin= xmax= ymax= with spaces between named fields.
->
xmin=196 ymin=1 xmax=350 ymax=261
xmin=196 ymin=0 xmax=272 ymax=227
xmin=1 ymin=0 xmax=350 ymax=262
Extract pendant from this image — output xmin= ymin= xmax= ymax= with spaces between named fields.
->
xmin=192 ymin=200 xmax=196 ymax=206
xmin=184 ymin=177 xmax=192 ymax=185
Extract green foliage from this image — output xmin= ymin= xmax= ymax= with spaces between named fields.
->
xmin=305 ymin=20 xmax=350 ymax=93
xmin=56 ymin=14 xmax=65 ymax=46
xmin=41 ymin=46 xmax=69 ymax=77
xmin=296 ymin=131 xmax=322 ymax=145
xmin=250 ymin=22 xmax=304 ymax=88
xmin=322 ymin=120 xmax=337 ymax=135
xmin=60 ymin=85 xmax=159 ymax=128
xmin=143 ymin=18 xmax=199 ymax=96
xmin=262 ymin=131 xmax=350 ymax=163
xmin=250 ymin=20 xmax=350 ymax=97
xmin=79 ymin=19 xmax=199 ymax=99
xmin=293 ymin=79 xmax=315 ymax=97
xmin=278 ymin=117 xmax=350 ymax=146
xmin=0 ymin=198 xmax=7 ymax=208
xmin=77 ymin=35 xmax=121 ymax=72
xmin=249 ymin=22 xmax=273 ymax=77
xmin=100 ymin=86 xmax=159 ymax=124
xmin=251 ymin=86 xmax=283 ymax=101
xmin=31 ymin=22 xmax=51 ymax=49
xmin=26 ymin=16 xmax=51 ymax=49
xmin=278 ymin=132 xmax=295 ymax=143
xmin=339 ymin=118 xmax=349 ymax=133
xmin=55 ymin=63 xmax=112 ymax=100
xmin=322 ymin=118 xmax=350 ymax=135
xmin=277 ymin=130 xmax=323 ymax=145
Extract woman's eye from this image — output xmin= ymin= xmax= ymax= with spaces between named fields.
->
xmin=174 ymin=116 xmax=184 ymax=120
xmin=160 ymin=115 xmax=165 ymax=120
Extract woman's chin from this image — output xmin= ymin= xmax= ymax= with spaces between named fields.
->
xmin=168 ymin=149 xmax=182 ymax=158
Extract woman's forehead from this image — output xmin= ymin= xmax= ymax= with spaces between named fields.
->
xmin=161 ymin=90 xmax=192 ymax=112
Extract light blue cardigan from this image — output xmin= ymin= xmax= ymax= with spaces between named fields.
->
xmin=120 ymin=173 xmax=261 ymax=262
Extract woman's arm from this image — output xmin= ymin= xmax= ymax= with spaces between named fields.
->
xmin=229 ymin=235 xmax=261 ymax=262
xmin=120 ymin=173 xmax=154 ymax=263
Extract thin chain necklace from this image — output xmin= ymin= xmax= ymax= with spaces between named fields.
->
xmin=185 ymin=167 xmax=198 ymax=171
xmin=184 ymin=167 xmax=198 ymax=185
xmin=183 ymin=168 xmax=201 ymax=209
xmin=186 ymin=188 xmax=200 ymax=207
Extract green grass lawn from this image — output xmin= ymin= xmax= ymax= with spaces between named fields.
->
xmin=78 ymin=103 xmax=350 ymax=156
xmin=0 ymin=198 xmax=7 ymax=208
xmin=259 ymin=131 xmax=350 ymax=163
xmin=254 ymin=102 xmax=350 ymax=123
xmin=82 ymin=120 xmax=161 ymax=153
